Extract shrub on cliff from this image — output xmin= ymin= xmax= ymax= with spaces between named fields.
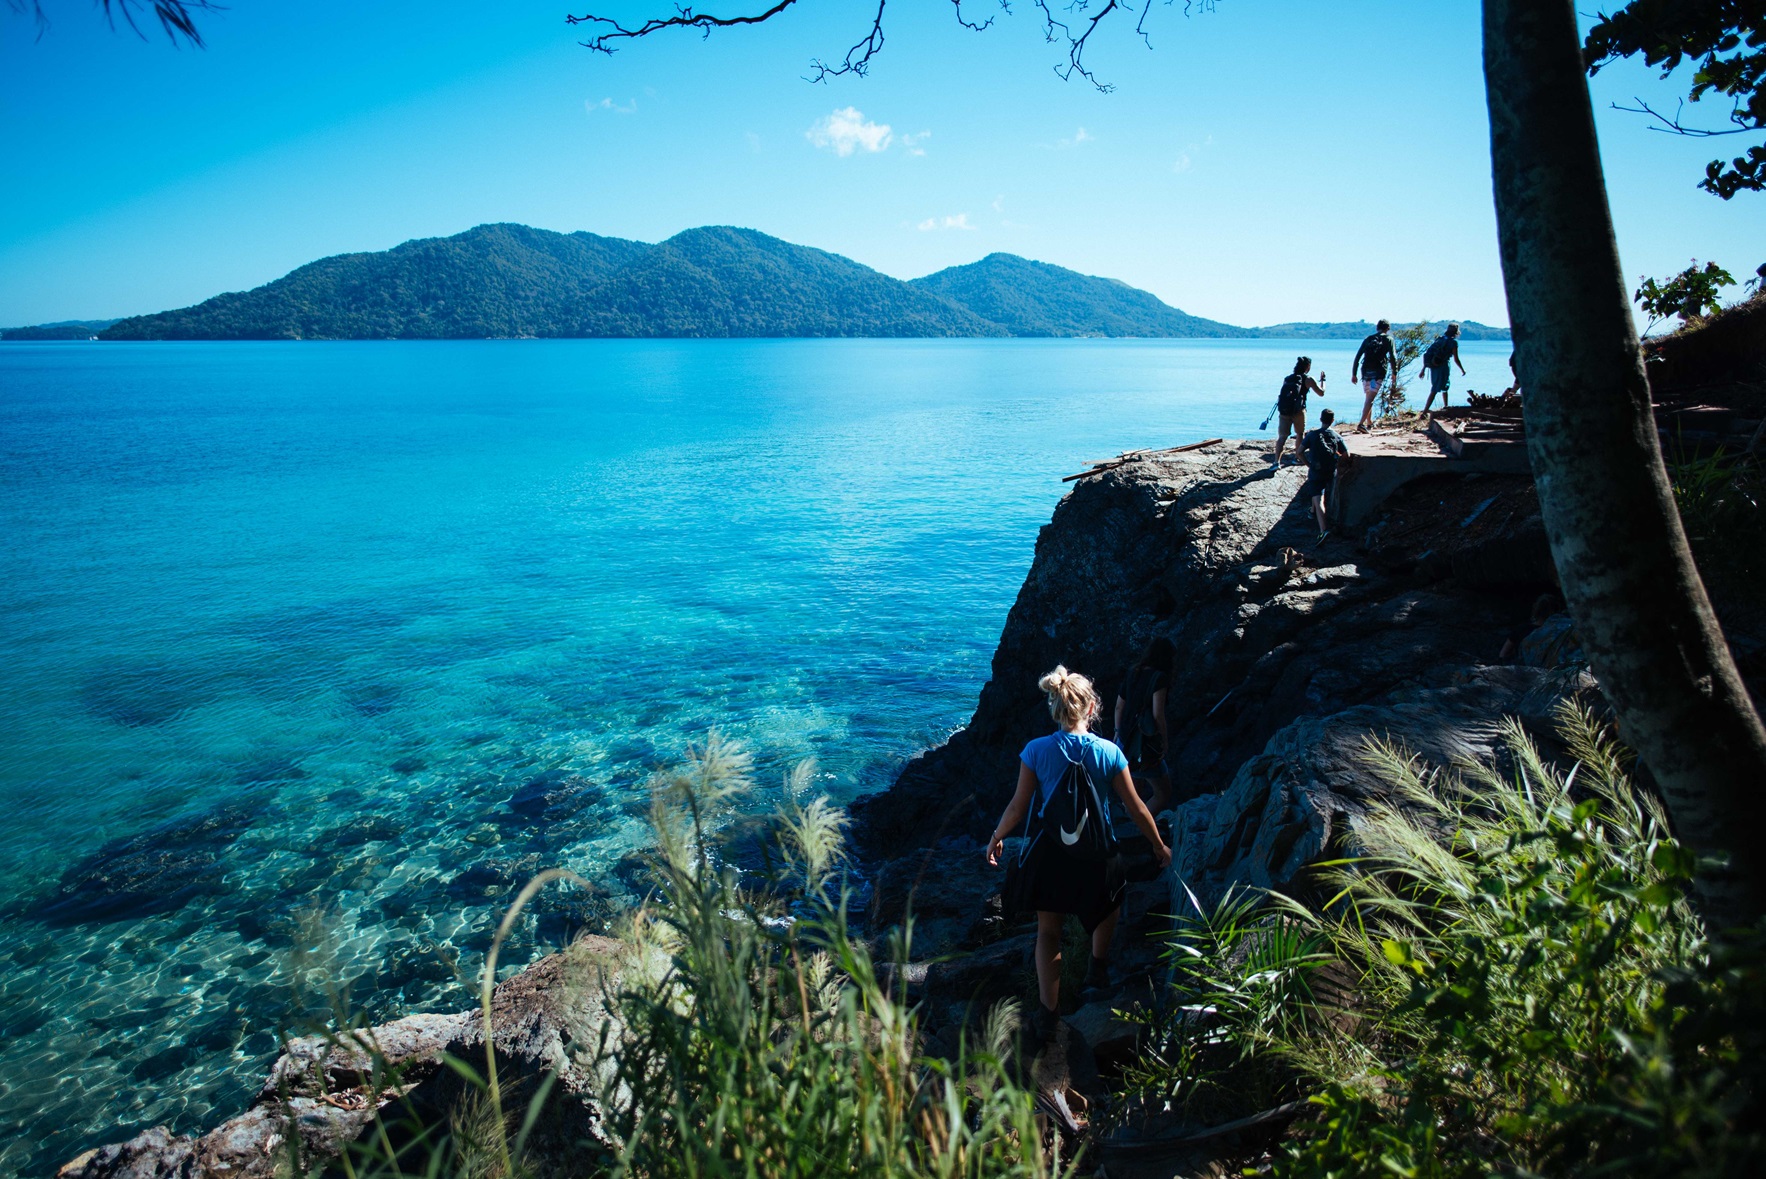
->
xmin=1125 ymin=704 xmax=1765 ymax=1176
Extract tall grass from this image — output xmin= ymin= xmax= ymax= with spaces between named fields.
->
xmin=316 ymin=733 xmax=1063 ymax=1179
xmin=1126 ymin=703 xmax=1765 ymax=1176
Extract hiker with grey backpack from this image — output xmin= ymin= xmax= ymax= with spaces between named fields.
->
xmin=986 ymin=665 xmax=1171 ymax=1047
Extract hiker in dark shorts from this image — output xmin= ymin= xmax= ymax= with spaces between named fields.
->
xmin=1352 ymin=319 xmax=1398 ymax=434
xmin=986 ymin=666 xmax=1171 ymax=1042
xmin=1271 ymin=357 xmax=1326 ymax=469
xmin=1302 ymin=408 xmax=1350 ymax=541
xmin=1114 ymin=637 xmax=1175 ymax=814
xmin=1420 ymin=322 xmax=1468 ymax=415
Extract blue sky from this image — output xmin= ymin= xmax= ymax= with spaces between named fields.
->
xmin=1 ymin=0 xmax=1758 ymax=326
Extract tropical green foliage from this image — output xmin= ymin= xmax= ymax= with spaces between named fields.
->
xmin=1668 ymin=444 xmax=1766 ymax=619
xmin=1636 ymin=260 xmax=1738 ymax=331
xmin=1129 ymin=705 xmax=1765 ymax=1177
xmin=1115 ymin=885 xmax=1329 ymax=1127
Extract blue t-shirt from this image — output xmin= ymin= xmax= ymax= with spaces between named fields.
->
xmin=1020 ymin=730 xmax=1128 ymax=806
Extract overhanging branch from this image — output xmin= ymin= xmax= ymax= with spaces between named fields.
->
xmin=568 ymin=0 xmax=806 ymax=55
xmin=807 ymin=0 xmax=887 ymax=81
xmin=567 ymin=0 xmax=1216 ymax=91
xmin=1613 ymin=95 xmax=1753 ymax=137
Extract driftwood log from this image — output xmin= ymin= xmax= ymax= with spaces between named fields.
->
xmin=1061 ymin=438 xmax=1224 ymax=482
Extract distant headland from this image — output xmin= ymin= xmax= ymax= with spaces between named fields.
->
xmin=4 ymin=224 xmax=1510 ymax=343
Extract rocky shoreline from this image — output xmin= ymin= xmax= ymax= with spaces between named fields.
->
xmin=63 ymin=437 xmax=1600 ymax=1177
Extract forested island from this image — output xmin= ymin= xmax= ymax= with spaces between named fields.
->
xmin=0 ymin=224 xmax=1508 ymax=342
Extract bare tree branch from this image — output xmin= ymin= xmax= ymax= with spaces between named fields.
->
xmin=1612 ymin=95 xmax=1753 ymax=137
xmin=949 ymin=0 xmax=996 ymax=34
xmin=568 ymin=0 xmax=807 ymax=56
xmin=1033 ymin=0 xmax=1121 ymax=90
xmin=807 ymin=0 xmax=886 ymax=81
xmin=567 ymin=0 xmax=1216 ymax=91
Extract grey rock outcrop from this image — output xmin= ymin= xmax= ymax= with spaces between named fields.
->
xmin=60 ymin=939 xmax=624 ymax=1179
xmin=850 ymin=442 xmax=1564 ymax=880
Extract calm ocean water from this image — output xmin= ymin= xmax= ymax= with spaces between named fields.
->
xmin=0 ymin=337 xmax=1514 ymax=1173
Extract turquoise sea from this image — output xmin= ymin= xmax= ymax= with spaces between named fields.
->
xmin=0 ymin=337 xmax=1516 ymax=1173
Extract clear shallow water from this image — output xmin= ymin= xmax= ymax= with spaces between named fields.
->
xmin=0 ymin=337 xmax=1514 ymax=1173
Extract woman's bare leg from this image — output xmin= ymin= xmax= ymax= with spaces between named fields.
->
xmin=1035 ymin=910 xmax=1065 ymax=1012
xmin=1089 ymin=909 xmax=1119 ymax=964
xmin=1145 ymin=772 xmax=1171 ymax=815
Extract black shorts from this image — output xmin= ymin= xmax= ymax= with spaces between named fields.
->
xmin=1304 ymin=469 xmax=1333 ymax=499
xmin=1027 ymin=848 xmax=1127 ymax=933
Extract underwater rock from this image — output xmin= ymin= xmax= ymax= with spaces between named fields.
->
xmin=504 ymin=771 xmax=603 ymax=821
xmin=78 ymin=664 xmax=213 ymax=728
xmin=305 ymin=814 xmax=404 ymax=853
xmin=30 ymin=803 xmax=257 ymax=926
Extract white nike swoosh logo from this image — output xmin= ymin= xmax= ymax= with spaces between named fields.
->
xmin=1059 ymin=813 xmax=1087 ymax=845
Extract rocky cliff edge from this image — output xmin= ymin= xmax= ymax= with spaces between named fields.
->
xmin=65 ymin=438 xmax=1593 ymax=1175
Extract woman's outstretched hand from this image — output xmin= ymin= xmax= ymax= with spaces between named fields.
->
xmin=1154 ymin=841 xmax=1173 ymax=870
xmin=986 ymin=836 xmax=1004 ymax=867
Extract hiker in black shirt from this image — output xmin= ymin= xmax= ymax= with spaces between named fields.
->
xmin=1114 ymin=637 xmax=1176 ymax=814
xmin=1271 ymin=356 xmax=1326 ymax=469
xmin=1351 ymin=319 xmax=1398 ymax=434
xmin=1302 ymin=408 xmax=1350 ymax=540
xmin=1420 ymin=323 xmax=1467 ymax=415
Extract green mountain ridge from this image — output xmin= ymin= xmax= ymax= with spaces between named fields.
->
xmin=0 ymin=319 xmax=118 ymax=340
xmin=38 ymin=223 xmax=1506 ymax=341
xmin=909 ymin=252 xmax=1248 ymax=338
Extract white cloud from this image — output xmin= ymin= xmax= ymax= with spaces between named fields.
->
xmin=1053 ymin=127 xmax=1093 ymax=149
xmin=586 ymin=97 xmax=637 ymax=115
xmin=900 ymin=130 xmax=932 ymax=157
xmin=991 ymin=194 xmax=1005 ymax=212
xmin=917 ymin=213 xmax=975 ymax=232
xmin=807 ymin=107 xmax=893 ymax=156
xmin=1172 ymin=136 xmax=1211 ymax=173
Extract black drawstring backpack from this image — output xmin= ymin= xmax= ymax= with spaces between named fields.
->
xmin=1003 ymin=741 xmax=1122 ymax=918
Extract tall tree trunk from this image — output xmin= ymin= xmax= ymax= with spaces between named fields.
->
xmin=1484 ymin=0 xmax=1766 ymax=930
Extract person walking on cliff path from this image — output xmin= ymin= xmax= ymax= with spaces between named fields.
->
xmin=1271 ymin=356 xmax=1326 ymax=469
xmin=986 ymin=666 xmax=1171 ymax=1046
xmin=1302 ymin=408 xmax=1351 ymax=541
xmin=1420 ymin=322 xmax=1468 ymax=415
xmin=1351 ymin=319 xmax=1398 ymax=434
xmin=1115 ymin=638 xmax=1176 ymax=815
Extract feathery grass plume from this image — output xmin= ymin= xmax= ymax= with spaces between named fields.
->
xmin=777 ymin=757 xmax=849 ymax=897
xmin=585 ymin=733 xmax=1062 ymax=1178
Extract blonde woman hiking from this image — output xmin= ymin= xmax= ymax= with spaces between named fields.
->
xmin=986 ymin=665 xmax=1172 ymax=1045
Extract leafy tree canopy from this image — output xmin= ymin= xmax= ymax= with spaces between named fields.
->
xmin=1585 ymin=0 xmax=1766 ymax=198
